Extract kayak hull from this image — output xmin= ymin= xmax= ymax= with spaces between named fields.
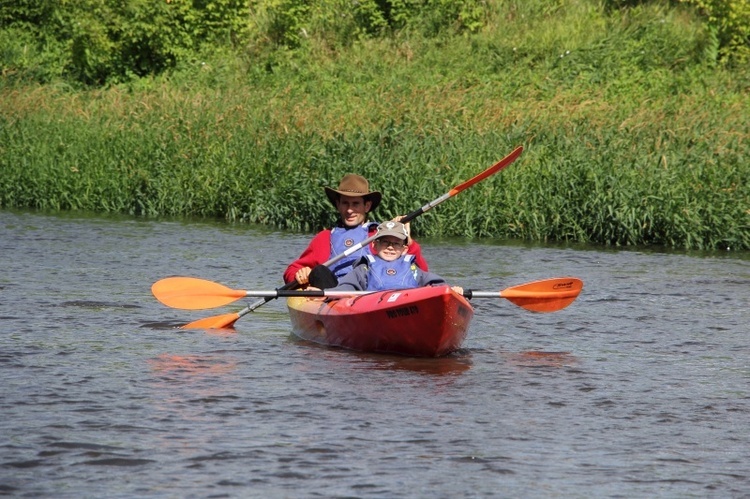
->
xmin=287 ymin=286 xmax=474 ymax=357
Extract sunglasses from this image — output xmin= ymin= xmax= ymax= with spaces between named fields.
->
xmin=376 ymin=239 xmax=406 ymax=249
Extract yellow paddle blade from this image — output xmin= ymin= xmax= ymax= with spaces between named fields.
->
xmin=181 ymin=312 xmax=241 ymax=330
xmin=500 ymin=277 xmax=583 ymax=313
xmin=151 ymin=277 xmax=247 ymax=310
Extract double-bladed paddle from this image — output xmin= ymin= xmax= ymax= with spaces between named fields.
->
xmin=151 ymin=276 xmax=583 ymax=322
xmin=174 ymin=146 xmax=524 ymax=329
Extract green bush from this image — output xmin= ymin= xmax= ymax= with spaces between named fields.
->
xmin=1 ymin=0 xmax=747 ymax=85
xmin=678 ymin=0 xmax=750 ymax=65
xmin=1 ymin=0 xmax=250 ymax=85
xmin=0 ymin=26 xmax=67 ymax=83
xmin=248 ymin=0 xmax=488 ymax=50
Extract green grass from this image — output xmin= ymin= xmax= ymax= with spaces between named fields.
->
xmin=1 ymin=0 xmax=748 ymax=250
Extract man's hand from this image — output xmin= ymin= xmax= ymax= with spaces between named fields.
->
xmin=295 ymin=266 xmax=312 ymax=286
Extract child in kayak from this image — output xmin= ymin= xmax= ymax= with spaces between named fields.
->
xmin=330 ymin=221 xmax=463 ymax=294
xmin=283 ymin=174 xmax=429 ymax=288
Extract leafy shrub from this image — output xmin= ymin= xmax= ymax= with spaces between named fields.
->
xmin=0 ymin=26 xmax=68 ymax=83
xmin=599 ymin=0 xmax=750 ymax=65
xmin=1 ymin=0 xmax=250 ymax=85
xmin=249 ymin=0 xmax=489 ymax=49
xmin=678 ymin=0 xmax=750 ymax=65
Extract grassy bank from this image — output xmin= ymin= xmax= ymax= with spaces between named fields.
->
xmin=1 ymin=1 xmax=748 ymax=250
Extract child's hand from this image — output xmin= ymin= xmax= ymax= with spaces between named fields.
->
xmin=392 ymin=215 xmax=412 ymax=244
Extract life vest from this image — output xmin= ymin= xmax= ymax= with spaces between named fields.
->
xmin=329 ymin=223 xmax=378 ymax=278
xmin=363 ymin=254 xmax=419 ymax=291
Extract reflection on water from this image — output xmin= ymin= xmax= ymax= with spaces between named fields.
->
xmin=60 ymin=300 xmax=141 ymax=309
xmin=293 ymin=340 xmax=474 ymax=375
xmin=504 ymin=350 xmax=579 ymax=368
xmin=148 ymin=354 xmax=238 ymax=376
xmin=1 ymin=209 xmax=749 ymax=498
xmin=140 ymin=320 xmax=190 ymax=330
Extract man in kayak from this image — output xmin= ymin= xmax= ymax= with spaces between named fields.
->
xmin=284 ymin=174 xmax=428 ymax=288
xmin=330 ymin=221 xmax=462 ymax=294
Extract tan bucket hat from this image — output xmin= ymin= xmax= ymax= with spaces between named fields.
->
xmin=376 ymin=221 xmax=408 ymax=241
xmin=324 ymin=174 xmax=382 ymax=211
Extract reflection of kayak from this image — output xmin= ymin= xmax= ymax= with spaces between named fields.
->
xmin=287 ymin=286 xmax=474 ymax=357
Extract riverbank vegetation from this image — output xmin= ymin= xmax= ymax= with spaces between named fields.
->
xmin=1 ymin=0 xmax=748 ymax=250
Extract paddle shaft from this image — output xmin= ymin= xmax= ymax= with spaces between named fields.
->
xmin=166 ymin=275 xmax=582 ymax=328
xmin=320 ymin=145 xmax=524 ymax=271
xmin=189 ymin=146 xmax=524 ymax=325
xmin=221 ymin=288 xmax=582 ymax=300
xmin=154 ymin=276 xmax=581 ymax=309
xmin=239 ymin=290 xmax=371 ymax=298
xmin=467 ymin=290 xmax=581 ymax=299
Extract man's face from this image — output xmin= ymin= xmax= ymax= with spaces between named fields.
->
xmin=336 ymin=196 xmax=372 ymax=227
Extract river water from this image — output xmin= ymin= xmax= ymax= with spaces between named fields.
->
xmin=1 ymin=209 xmax=748 ymax=498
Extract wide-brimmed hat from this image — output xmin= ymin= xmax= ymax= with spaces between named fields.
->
xmin=324 ymin=174 xmax=381 ymax=211
xmin=376 ymin=221 xmax=408 ymax=241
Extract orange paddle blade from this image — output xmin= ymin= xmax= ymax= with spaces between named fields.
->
xmin=448 ymin=146 xmax=523 ymax=196
xmin=181 ymin=312 xmax=241 ymax=330
xmin=151 ymin=277 xmax=247 ymax=310
xmin=500 ymin=277 xmax=583 ymax=312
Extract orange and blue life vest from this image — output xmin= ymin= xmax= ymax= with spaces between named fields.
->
xmin=363 ymin=254 xmax=419 ymax=291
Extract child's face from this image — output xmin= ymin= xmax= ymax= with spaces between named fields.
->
xmin=374 ymin=238 xmax=407 ymax=261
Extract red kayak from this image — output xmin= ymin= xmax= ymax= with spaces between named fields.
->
xmin=286 ymin=285 xmax=474 ymax=357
